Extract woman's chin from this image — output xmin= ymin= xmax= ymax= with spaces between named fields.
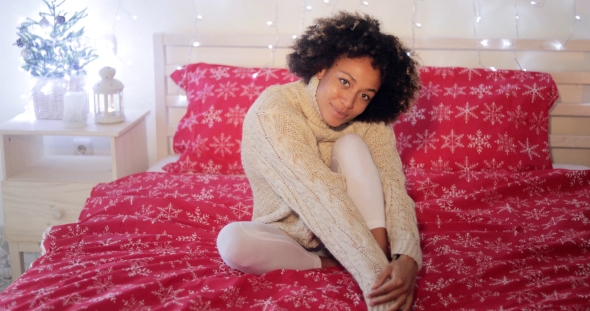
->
xmin=327 ymin=120 xmax=346 ymax=128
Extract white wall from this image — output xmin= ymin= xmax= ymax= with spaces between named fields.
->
xmin=0 ymin=0 xmax=589 ymax=226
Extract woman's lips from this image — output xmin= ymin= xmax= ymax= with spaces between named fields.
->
xmin=331 ymin=104 xmax=348 ymax=119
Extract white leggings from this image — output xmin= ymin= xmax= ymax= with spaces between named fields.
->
xmin=216 ymin=133 xmax=386 ymax=273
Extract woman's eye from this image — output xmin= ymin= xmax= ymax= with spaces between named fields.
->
xmin=339 ymin=78 xmax=350 ymax=87
xmin=361 ymin=94 xmax=371 ymax=101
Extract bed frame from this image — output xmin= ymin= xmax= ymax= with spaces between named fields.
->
xmin=153 ymin=33 xmax=590 ymax=167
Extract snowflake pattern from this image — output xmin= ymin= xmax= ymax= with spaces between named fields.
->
xmin=443 ymin=83 xmax=467 ymax=98
xmin=467 ymin=130 xmax=492 ymax=154
xmin=420 ymin=81 xmax=441 ymax=100
xmin=440 ymin=129 xmax=464 ymax=154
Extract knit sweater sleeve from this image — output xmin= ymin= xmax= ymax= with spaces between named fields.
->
xmin=362 ymin=123 xmax=422 ymax=268
xmin=243 ymin=90 xmax=390 ymax=300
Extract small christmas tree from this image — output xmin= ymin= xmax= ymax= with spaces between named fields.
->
xmin=14 ymin=0 xmax=98 ymax=78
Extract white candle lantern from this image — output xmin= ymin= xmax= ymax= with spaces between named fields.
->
xmin=93 ymin=66 xmax=125 ymax=124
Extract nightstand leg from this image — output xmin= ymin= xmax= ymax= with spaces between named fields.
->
xmin=8 ymin=242 xmax=24 ymax=281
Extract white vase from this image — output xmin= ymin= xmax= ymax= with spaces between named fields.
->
xmin=63 ymin=91 xmax=88 ymax=128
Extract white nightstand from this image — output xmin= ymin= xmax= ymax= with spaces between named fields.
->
xmin=0 ymin=110 xmax=150 ymax=280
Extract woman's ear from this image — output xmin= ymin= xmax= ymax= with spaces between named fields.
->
xmin=316 ymin=68 xmax=327 ymax=80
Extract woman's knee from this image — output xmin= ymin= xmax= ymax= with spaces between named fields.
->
xmin=216 ymin=222 xmax=256 ymax=270
xmin=333 ymin=133 xmax=367 ymax=156
xmin=331 ymin=133 xmax=373 ymax=172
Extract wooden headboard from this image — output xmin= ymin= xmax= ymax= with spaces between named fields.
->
xmin=153 ymin=33 xmax=590 ymax=167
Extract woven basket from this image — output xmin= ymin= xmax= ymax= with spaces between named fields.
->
xmin=31 ymin=74 xmax=88 ymax=119
xmin=31 ymin=77 xmax=69 ymax=120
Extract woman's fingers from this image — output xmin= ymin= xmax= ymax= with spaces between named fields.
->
xmin=369 ymin=281 xmax=409 ymax=306
xmin=368 ymin=279 xmax=395 ymax=298
xmin=370 ymin=271 xmax=406 ymax=295
xmin=370 ymin=265 xmax=391 ymax=291
xmin=370 ymin=291 xmax=404 ymax=307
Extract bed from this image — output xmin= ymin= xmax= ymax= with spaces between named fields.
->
xmin=0 ymin=33 xmax=589 ymax=310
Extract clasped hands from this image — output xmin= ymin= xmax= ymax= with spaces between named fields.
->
xmin=366 ymin=255 xmax=418 ymax=311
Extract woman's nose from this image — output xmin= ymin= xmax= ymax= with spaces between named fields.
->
xmin=342 ymin=92 xmax=355 ymax=109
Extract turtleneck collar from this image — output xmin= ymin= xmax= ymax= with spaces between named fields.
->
xmin=301 ymin=76 xmax=327 ymax=128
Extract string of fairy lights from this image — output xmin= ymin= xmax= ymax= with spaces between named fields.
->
xmin=104 ymin=0 xmax=584 ymax=71
xmin=11 ymin=0 xmax=585 ymax=112
xmin=17 ymin=0 xmax=582 ymax=80
xmin=470 ymin=0 xmax=581 ymax=71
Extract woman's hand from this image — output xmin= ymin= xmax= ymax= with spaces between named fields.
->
xmin=366 ymin=255 xmax=418 ymax=311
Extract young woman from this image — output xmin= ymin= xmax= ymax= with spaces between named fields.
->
xmin=217 ymin=11 xmax=422 ymax=311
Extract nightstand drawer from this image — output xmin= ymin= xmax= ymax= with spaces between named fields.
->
xmin=1 ymin=181 xmax=94 ymax=242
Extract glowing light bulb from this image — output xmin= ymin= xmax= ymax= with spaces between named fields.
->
xmin=554 ymin=43 xmax=563 ymax=50
xmin=362 ymin=1 xmax=369 ymax=5
xmin=116 ymin=15 xmax=121 ymax=20
xmin=292 ymin=35 xmax=298 ymax=39
xmin=575 ymin=15 xmax=581 ymax=20
xmin=267 ymin=21 xmax=273 ymax=26
xmin=132 ymin=15 xmax=138 ymax=20
xmin=476 ymin=16 xmax=482 ymax=23
xmin=197 ymin=15 xmax=203 ymax=20
xmin=268 ymin=45 xmax=273 ymax=49
xmin=324 ymin=0 xmax=330 ymax=3
xmin=176 ymin=66 xmax=183 ymax=70
xmin=502 ymin=39 xmax=511 ymax=47
xmin=414 ymin=22 xmax=422 ymax=28
xmin=490 ymin=67 xmax=497 ymax=71
xmin=306 ymin=5 xmax=312 ymax=10
xmin=480 ymin=39 xmax=488 ymax=47
xmin=192 ymin=42 xmax=200 ymax=47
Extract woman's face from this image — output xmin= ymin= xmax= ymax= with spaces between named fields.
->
xmin=315 ymin=57 xmax=381 ymax=127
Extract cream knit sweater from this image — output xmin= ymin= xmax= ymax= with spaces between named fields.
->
xmin=241 ymin=77 xmax=422 ymax=309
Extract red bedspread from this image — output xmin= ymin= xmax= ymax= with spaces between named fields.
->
xmin=1 ymin=170 xmax=589 ymax=310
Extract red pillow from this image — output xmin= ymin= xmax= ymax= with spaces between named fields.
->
xmin=392 ymin=66 xmax=559 ymax=172
xmin=163 ymin=63 xmax=298 ymax=175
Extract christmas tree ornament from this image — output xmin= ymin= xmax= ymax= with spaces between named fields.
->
xmin=93 ymin=67 xmax=125 ymax=124
xmin=20 ymin=49 xmax=31 ymax=59
xmin=14 ymin=0 xmax=97 ymax=120
xmin=39 ymin=17 xmax=50 ymax=28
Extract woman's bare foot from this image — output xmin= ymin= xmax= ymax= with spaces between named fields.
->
xmin=320 ymin=256 xmax=341 ymax=268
